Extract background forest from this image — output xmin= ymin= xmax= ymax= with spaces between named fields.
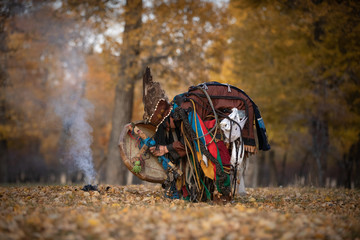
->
xmin=1 ymin=0 xmax=359 ymax=188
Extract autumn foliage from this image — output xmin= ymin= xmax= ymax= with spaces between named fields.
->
xmin=0 ymin=0 xmax=360 ymax=187
xmin=0 ymin=185 xmax=359 ymax=239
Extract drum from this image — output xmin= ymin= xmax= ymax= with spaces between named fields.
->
xmin=118 ymin=121 xmax=167 ymax=183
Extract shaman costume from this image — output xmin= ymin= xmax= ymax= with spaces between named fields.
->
xmin=119 ymin=67 xmax=270 ymax=202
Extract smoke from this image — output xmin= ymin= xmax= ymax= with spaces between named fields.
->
xmin=53 ymin=47 xmax=96 ymax=184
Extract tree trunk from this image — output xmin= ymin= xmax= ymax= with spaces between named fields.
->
xmin=353 ymin=134 xmax=360 ymax=188
xmin=0 ymin=74 xmax=8 ymax=183
xmin=268 ymin=150 xmax=278 ymax=186
xmin=310 ymin=116 xmax=329 ymax=187
xmin=343 ymin=153 xmax=353 ymax=189
xmin=106 ymin=0 xmax=143 ymax=185
xmin=355 ymin=140 xmax=360 ymax=188
xmin=0 ymin=7 xmax=9 ymax=183
xmin=279 ymin=152 xmax=287 ymax=186
xmin=257 ymin=152 xmax=266 ymax=187
xmin=0 ymin=138 xmax=8 ymax=183
xmin=341 ymin=134 xmax=360 ymax=188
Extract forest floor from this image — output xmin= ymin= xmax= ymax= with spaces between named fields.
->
xmin=0 ymin=184 xmax=359 ymax=240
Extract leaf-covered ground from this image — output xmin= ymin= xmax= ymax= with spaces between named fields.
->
xmin=0 ymin=185 xmax=359 ymax=240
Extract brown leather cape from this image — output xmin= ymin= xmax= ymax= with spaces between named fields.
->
xmin=176 ymin=82 xmax=256 ymax=151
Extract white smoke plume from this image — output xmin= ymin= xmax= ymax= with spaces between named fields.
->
xmin=53 ymin=47 xmax=97 ymax=184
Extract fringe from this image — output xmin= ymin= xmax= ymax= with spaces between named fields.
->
xmin=244 ymin=145 xmax=257 ymax=154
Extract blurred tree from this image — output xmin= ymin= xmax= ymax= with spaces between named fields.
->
xmin=106 ymin=0 xmax=143 ymax=185
xmin=1 ymin=0 xmax=116 ymax=183
xmin=3 ymin=0 xmax=359 ymax=188
xmin=0 ymin=2 xmax=11 ymax=183
xmin=227 ymin=0 xmax=360 ymax=186
xmin=140 ymin=0 xmax=228 ymax=85
xmin=108 ymin=0 xmax=229 ymax=184
xmin=1 ymin=1 xmax=64 ymax=182
xmin=0 ymin=1 xmax=27 ymax=182
xmin=1 ymin=0 xmax=229 ymax=184
xmin=67 ymin=0 xmax=229 ymax=184
xmin=59 ymin=0 xmax=229 ymax=184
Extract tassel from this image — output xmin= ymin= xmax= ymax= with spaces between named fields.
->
xmin=244 ymin=145 xmax=257 ymax=153
xmin=132 ymin=160 xmax=142 ymax=173
xmin=227 ymin=84 xmax=231 ymax=92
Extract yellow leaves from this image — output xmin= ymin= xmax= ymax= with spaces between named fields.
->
xmin=284 ymin=39 xmax=295 ymax=47
xmin=235 ymin=203 xmax=246 ymax=211
xmin=12 ymin=205 xmax=22 ymax=214
xmin=26 ymin=215 xmax=42 ymax=227
xmin=249 ymin=197 xmax=256 ymax=202
xmin=87 ymin=218 xmax=100 ymax=227
xmin=160 ymin=211 xmax=171 ymax=221
xmin=280 ymin=231 xmax=295 ymax=240
xmin=0 ymin=125 xmax=13 ymax=139
xmin=0 ymin=185 xmax=359 ymax=239
xmin=111 ymin=203 xmax=121 ymax=208
xmin=293 ymin=205 xmax=302 ymax=213
xmin=232 ymin=11 xmax=248 ymax=28
xmin=258 ymin=219 xmax=277 ymax=231
xmin=76 ymin=214 xmax=84 ymax=225
xmin=198 ymin=237 xmax=210 ymax=240
xmin=7 ymin=32 xmax=26 ymax=50
xmin=324 ymin=196 xmax=331 ymax=202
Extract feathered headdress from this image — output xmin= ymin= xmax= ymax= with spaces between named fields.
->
xmin=142 ymin=67 xmax=172 ymax=131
